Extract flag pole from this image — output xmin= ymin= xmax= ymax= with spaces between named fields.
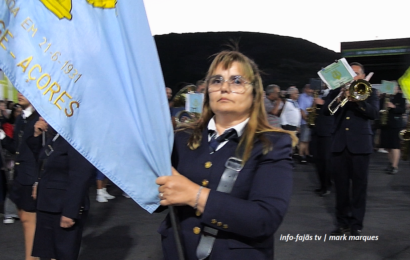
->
xmin=169 ymin=206 xmax=185 ymax=260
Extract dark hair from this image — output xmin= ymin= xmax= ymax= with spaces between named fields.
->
xmin=349 ymin=62 xmax=365 ymax=74
xmin=7 ymin=101 xmax=13 ymax=110
xmin=7 ymin=104 xmax=21 ymax=124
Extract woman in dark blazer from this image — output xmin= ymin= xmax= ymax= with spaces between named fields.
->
xmin=1 ymin=93 xmax=41 ymax=260
xmin=379 ymin=88 xmax=406 ymax=174
xmin=156 ymin=50 xmax=296 ymax=260
xmin=30 ymin=118 xmax=94 ymax=260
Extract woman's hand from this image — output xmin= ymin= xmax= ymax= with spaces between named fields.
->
xmin=60 ymin=216 xmax=75 ymax=228
xmin=156 ymin=167 xmax=198 ymax=207
xmin=156 ymin=167 xmax=209 ymax=212
xmin=34 ymin=117 xmax=48 ymax=137
xmin=387 ymin=102 xmax=396 ymax=109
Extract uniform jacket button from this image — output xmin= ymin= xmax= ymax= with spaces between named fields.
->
xmin=195 ymin=210 xmax=202 ymax=217
xmin=202 ymin=179 xmax=209 ymax=187
xmin=193 ymin=227 xmax=201 ymax=234
xmin=204 ymin=162 xmax=212 ymax=168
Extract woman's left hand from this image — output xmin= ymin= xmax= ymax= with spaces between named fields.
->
xmin=387 ymin=102 xmax=396 ymax=109
xmin=60 ymin=216 xmax=75 ymax=228
xmin=156 ymin=167 xmax=200 ymax=207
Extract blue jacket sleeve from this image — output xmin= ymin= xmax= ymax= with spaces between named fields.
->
xmin=62 ymin=144 xmax=94 ymax=220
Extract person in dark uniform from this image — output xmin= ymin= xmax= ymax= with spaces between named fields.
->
xmin=310 ymin=87 xmax=334 ymax=196
xmin=1 ymin=93 xmax=41 ymax=260
xmin=379 ymin=87 xmax=406 ymax=174
xmin=324 ymin=62 xmax=379 ymax=236
xmin=156 ymin=51 xmax=296 ymax=260
xmin=30 ymin=118 xmax=94 ymax=260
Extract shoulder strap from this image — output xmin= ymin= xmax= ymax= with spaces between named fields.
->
xmin=196 ymin=157 xmax=243 ymax=260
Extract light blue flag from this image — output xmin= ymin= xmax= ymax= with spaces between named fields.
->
xmin=0 ymin=0 xmax=173 ymax=213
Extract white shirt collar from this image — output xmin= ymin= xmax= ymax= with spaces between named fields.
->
xmin=22 ymin=106 xmax=35 ymax=119
xmin=207 ymin=116 xmax=249 ymax=138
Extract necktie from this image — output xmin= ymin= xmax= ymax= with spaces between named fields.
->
xmin=209 ymin=129 xmax=237 ymax=153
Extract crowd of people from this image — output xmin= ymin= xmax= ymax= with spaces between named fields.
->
xmin=1 ymin=50 xmax=409 ymax=260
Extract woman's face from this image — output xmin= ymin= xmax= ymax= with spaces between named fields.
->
xmin=208 ymin=62 xmax=253 ymax=119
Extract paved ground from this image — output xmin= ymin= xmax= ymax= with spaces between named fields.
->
xmin=1 ymin=152 xmax=409 ymax=260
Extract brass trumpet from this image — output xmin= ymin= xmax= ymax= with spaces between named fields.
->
xmin=328 ymin=79 xmax=372 ymax=115
xmin=380 ymin=94 xmax=390 ymax=126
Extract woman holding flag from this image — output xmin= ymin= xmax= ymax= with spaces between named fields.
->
xmin=156 ymin=50 xmax=296 ymax=259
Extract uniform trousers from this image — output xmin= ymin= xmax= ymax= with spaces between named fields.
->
xmin=332 ymin=148 xmax=370 ymax=231
xmin=32 ymin=210 xmax=88 ymax=260
xmin=311 ymin=135 xmax=332 ymax=191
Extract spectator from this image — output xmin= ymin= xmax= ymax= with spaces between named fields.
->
xmin=280 ymin=86 xmax=301 ymax=131
xmin=264 ymin=84 xmax=284 ymax=128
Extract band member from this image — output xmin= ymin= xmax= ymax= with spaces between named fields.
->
xmin=1 ymin=93 xmax=41 ymax=260
xmin=156 ymin=50 xmax=295 ymax=259
xmin=30 ymin=119 xmax=94 ymax=260
xmin=379 ymin=86 xmax=406 ymax=174
xmin=311 ymin=87 xmax=334 ymax=196
xmin=323 ymin=62 xmax=379 ymax=236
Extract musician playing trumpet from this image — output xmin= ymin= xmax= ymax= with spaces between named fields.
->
xmin=379 ymin=85 xmax=406 ymax=174
xmin=323 ymin=62 xmax=379 ymax=237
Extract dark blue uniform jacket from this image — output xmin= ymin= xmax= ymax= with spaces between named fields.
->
xmin=159 ymin=128 xmax=293 ymax=260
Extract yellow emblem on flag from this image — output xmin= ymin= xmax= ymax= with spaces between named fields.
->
xmin=399 ymin=67 xmax=410 ymax=102
xmin=40 ymin=0 xmax=117 ymax=21
xmin=86 ymin=0 xmax=117 ymax=8
xmin=40 ymin=0 xmax=73 ymax=20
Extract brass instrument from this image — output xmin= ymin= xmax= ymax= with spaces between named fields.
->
xmin=171 ymin=84 xmax=201 ymax=127
xmin=175 ymin=110 xmax=199 ymax=125
xmin=400 ymin=115 xmax=410 ymax=161
xmin=380 ymin=94 xmax=390 ymax=126
xmin=306 ymin=90 xmax=319 ymax=127
xmin=171 ymin=84 xmax=196 ymax=108
xmin=328 ymin=79 xmax=372 ymax=115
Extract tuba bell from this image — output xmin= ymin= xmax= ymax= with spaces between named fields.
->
xmin=328 ymin=79 xmax=372 ymax=115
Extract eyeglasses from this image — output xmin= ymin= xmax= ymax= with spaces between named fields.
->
xmin=207 ymin=75 xmax=252 ymax=94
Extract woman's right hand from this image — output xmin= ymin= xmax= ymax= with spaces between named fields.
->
xmin=34 ymin=117 xmax=48 ymax=137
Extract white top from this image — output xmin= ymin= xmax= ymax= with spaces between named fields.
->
xmin=0 ymin=106 xmax=36 ymax=140
xmin=207 ymin=117 xmax=249 ymax=152
xmin=280 ymin=99 xmax=301 ymax=127
xmin=22 ymin=106 xmax=35 ymax=119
